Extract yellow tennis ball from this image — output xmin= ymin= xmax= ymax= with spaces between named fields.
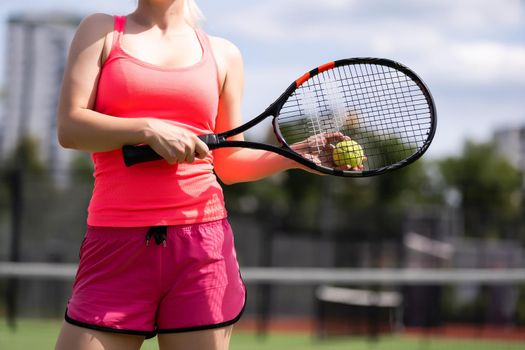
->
xmin=333 ymin=140 xmax=364 ymax=167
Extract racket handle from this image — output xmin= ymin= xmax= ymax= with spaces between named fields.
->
xmin=122 ymin=134 xmax=220 ymax=167
xmin=122 ymin=145 xmax=161 ymax=166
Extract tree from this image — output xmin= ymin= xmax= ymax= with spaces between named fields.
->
xmin=3 ymin=136 xmax=46 ymax=175
xmin=69 ymin=152 xmax=94 ymax=183
xmin=438 ymin=140 xmax=523 ymax=239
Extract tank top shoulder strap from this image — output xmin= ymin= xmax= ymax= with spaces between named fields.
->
xmin=195 ymin=28 xmax=212 ymax=59
xmin=195 ymin=28 xmax=221 ymax=92
xmin=111 ymin=15 xmax=126 ymax=50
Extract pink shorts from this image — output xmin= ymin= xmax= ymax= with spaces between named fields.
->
xmin=65 ymin=219 xmax=246 ymax=338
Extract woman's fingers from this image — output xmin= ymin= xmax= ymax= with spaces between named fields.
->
xmin=194 ymin=137 xmax=210 ymax=160
xmin=146 ymin=119 xmax=210 ymax=164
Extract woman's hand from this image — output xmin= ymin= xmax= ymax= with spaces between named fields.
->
xmin=291 ymin=132 xmax=365 ymax=171
xmin=143 ymin=118 xmax=209 ymax=164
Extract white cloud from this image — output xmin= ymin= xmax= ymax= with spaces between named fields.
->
xmin=444 ymin=42 xmax=525 ymax=84
xmin=446 ymin=0 xmax=524 ymax=30
xmin=213 ymin=0 xmax=525 ymax=89
xmin=0 ymin=0 xmax=135 ymax=14
xmin=372 ymin=36 xmax=525 ymax=87
xmin=216 ymin=0 xmax=524 ymax=40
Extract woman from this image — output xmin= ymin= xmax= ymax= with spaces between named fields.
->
xmin=55 ymin=1 xmax=346 ymax=349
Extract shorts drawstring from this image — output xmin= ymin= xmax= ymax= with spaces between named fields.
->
xmin=146 ymin=226 xmax=167 ymax=247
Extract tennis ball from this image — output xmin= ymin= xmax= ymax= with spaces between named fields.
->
xmin=333 ymin=140 xmax=364 ymax=167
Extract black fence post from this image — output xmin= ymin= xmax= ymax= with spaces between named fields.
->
xmin=6 ymin=167 xmax=23 ymax=331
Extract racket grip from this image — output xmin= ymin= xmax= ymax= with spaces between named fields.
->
xmin=122 ymin=145 xmax=162 ymax=166
xmin=122 ymin=134 xmax=220 ymax=167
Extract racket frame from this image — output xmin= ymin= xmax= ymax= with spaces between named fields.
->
xmin=123 ymin=57 xmax=437 ymax=177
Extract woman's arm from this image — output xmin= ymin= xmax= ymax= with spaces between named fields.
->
xmin=57 ymin=14 xmax=208 ymax=163
xmin=210 ymin=38 xmax=301 ymax=185
xmin=57 ymin=14 xmax=147 ymax=151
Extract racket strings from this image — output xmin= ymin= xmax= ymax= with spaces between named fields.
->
xmin=301 ymin=89 xmax=324 ymax=157
xmin=277 ymin=63 xmax=432 ymax=171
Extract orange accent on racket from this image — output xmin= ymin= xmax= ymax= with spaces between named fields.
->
xmin=318 ymin=61 xmax=336 ymax=73
xmin=295 ymin=72 xmax=311 ymax=87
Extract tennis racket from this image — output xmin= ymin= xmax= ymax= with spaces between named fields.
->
xmin=123 ymin=57 xmax=436 ymax=177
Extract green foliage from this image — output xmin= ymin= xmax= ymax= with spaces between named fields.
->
xmin=223 ymin=155 xmax=435 ymax=240
xmin=225 ymin=137 xmax=525 ymax=243
xmin=222 ymin=169 xmax=324 ymax=230
xmin=438 ymin=140 xmax=523 ymax=238
xmin=69 ymin=152 xmax=94 ymax=183
xmin=3 ymin=136 xmax=47 ymax=176
xmin=439 ymin=141 xmax=522 ymax=209
xmin=370 ymin=159 xmax=433 ymax=205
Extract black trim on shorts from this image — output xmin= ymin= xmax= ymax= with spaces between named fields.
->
xmin=63 ymin=287 xmax=247 ymax=338
xmin=157 ymin=290 xmax=247 ymax=334
xmin=64 ymin=309 xmax=158 ymax=339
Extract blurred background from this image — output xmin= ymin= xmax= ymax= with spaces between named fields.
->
xmin=0 ymin=0 xmax=524 ymax=349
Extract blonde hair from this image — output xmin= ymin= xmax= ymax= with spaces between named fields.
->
xmin=184 ymin=0 xmax=205 ymax=27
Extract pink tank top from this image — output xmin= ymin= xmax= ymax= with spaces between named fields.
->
xmin=87 ymin=16 xmax=227 ymax=227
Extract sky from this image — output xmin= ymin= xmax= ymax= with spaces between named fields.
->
xmin=0 ymin=0 xmax=524 ymax=159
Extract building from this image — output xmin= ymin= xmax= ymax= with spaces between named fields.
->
xmin=0 ymin=13 xmax=81 ymax=181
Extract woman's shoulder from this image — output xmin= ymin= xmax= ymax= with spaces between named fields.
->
xmin=207 ymin=35 xmax=243 ymax=64
xmin=74 ymin=13 xmax=115 ymax=38
xmin=70 ymin=13 xmax=118 ymax=61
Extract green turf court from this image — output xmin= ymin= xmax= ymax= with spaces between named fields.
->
xmin=0 ymin=319 xmax=523 ymax=350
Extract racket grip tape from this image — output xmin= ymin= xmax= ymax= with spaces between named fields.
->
xmin=122 ymin=145 xmax=162 ymax=166
xmin=122 ymin=134 xmax=220 ymax=167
